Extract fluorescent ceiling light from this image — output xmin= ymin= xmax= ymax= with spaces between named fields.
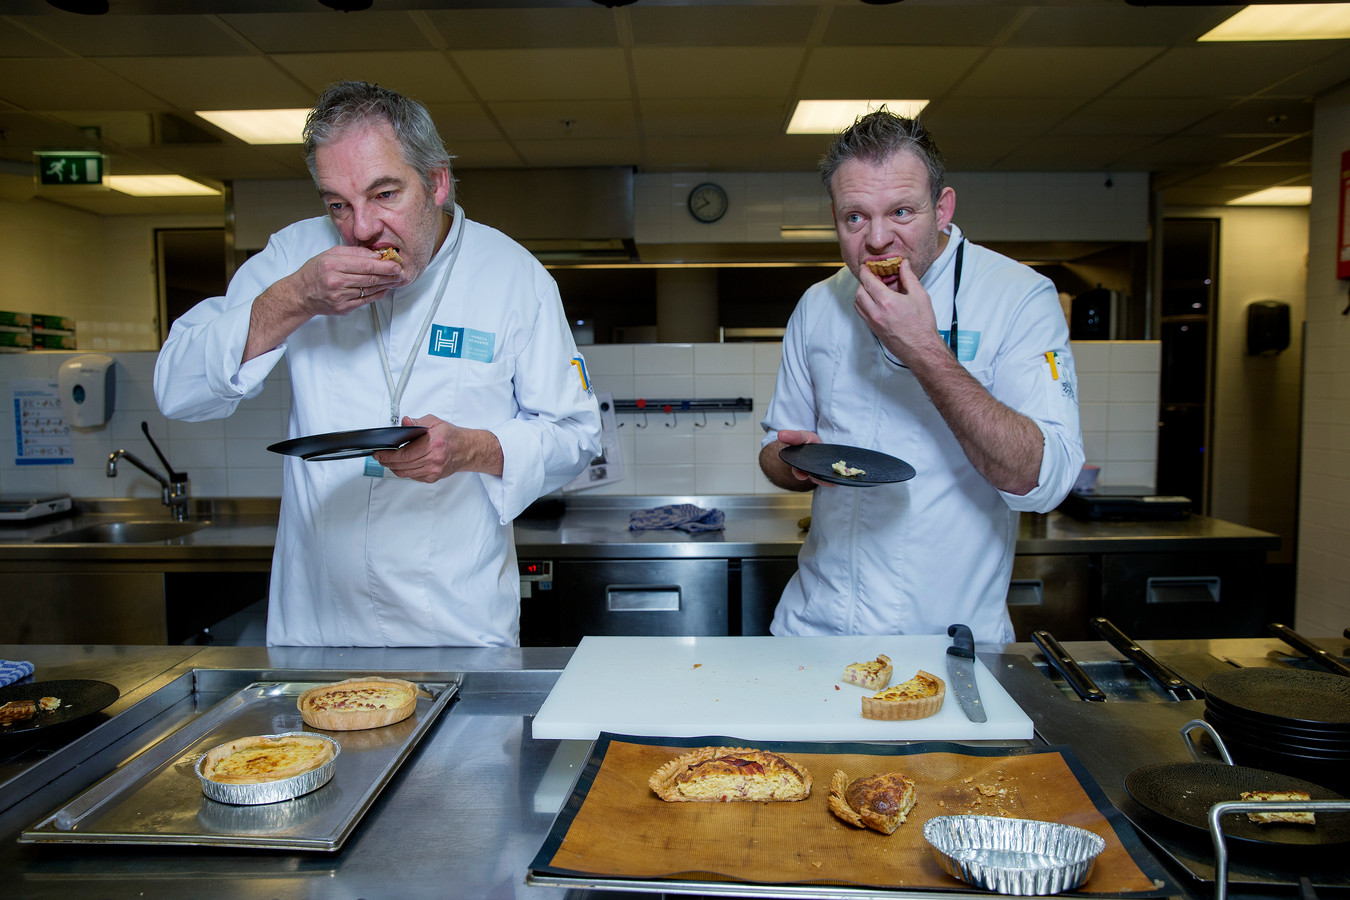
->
xmin=780 ymin=225 xmax=837 ymax=240
xmin=106 ymin=175 xmax=220 ymax=197
xmin=787 ymin=100 xmax=930 ymax=134
xmin=1199 ymin=3 xmax=1350 ymax=41
xmin=196 ymin=108 xmax=309 ymax=144
xmin=1227 ymin=186 xmax=1311 ymax=206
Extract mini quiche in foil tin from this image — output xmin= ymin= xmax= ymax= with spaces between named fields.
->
xmin=195 ymin=732 xmax=341 ymax=806
xmin=923 ymin=815 xmax=1106 ymax=896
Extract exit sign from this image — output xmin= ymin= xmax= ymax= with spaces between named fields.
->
xmin=36 ymin=152 xmax=104 ymax=186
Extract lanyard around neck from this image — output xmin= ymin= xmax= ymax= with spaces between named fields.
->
xmin=369 ymin=209 xmax=464 ymax=425
xmin=948 ymin=237 xmax=965 ymax=357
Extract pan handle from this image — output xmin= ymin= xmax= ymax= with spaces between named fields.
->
xmin=1180 ymin=718 xmax=1233 ymax=766
xmin=1268 ymin=622 xmax=1350 ymax=677
xmin=1209 ymin=800 xmax=1350 ymax=900
xmin=1091 ymin=617 xmax=1203 ymax=700
xmin=1031 ymin=631 xmax=1106 ymax=701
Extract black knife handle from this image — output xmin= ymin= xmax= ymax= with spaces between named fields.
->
xmin=947 ymin=623 xmax=975 ymax=659
xmin=1269 ymin=623 xmax=1350 ymax=678
xmin=1032 ymin=630 xmax=1106 ymax=701
xmin=1090 ymin=617 xmax=1201 ymax=699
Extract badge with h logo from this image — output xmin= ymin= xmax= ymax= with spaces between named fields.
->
xmin=429 ymin=324 xmax=462 ymax=358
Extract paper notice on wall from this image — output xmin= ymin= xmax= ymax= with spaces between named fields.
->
xmin=12 ymin=378 xmax=73 ymax=465
xmin=564 ymin=391 xmax=623 ymax=492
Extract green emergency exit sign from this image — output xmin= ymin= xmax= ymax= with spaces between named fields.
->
xmin=36 ymin=152 xmax=104 ymax=186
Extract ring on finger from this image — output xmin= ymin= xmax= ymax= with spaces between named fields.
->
xmin=359 ymin=287 xmax=365 ymax=299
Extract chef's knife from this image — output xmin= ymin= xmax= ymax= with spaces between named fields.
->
xmin=946 ymin=623 xmax=986 ymax=723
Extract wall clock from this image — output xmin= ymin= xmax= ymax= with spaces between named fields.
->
xmin=687 ymin=182 xmax=728 ymax=223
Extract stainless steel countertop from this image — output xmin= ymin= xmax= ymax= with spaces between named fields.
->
xmin=0 ymin=636 xmax=1343 ymax=899
xmin=0 ymin=495 xmax=1279 ymax=563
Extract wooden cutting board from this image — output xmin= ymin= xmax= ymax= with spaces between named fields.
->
xmin=532 ymin=635 xmax=1034 ymax=742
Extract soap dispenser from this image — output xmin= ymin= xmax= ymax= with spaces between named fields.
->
xmin=58 ymin=354 xmax=115 ymax=428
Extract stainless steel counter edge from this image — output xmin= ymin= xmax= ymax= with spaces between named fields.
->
xmin=0 ymin=494 xmax=1279 ymax=562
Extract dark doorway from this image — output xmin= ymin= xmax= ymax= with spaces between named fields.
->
xmin=157 ymin=228 xmax=228 ymax=344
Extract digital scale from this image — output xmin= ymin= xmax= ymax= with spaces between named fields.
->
xmin=1059 ymin=486 xmax=1191 ymax=521
xmin=0 ymin=493 xmax=74 ymax=522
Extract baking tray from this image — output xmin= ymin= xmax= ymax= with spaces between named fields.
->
xmin=19 ymin=677 xmax=458 ymax=851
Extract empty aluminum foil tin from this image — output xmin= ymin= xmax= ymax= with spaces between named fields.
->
xmin=923 ymin=815 xmax=1106 ymax=895
xmin=195 ymin=732 xmax=341 ymax=806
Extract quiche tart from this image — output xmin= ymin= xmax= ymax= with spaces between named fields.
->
xmin=861 ymin=669 xmax=945 ymax=721
xmin=865 ymin=256 xmax=904 ymax=277
xmin=828 ymin=769 xmax=917 ymax=834
xmin=649 ymin=746 xmax=813 ymax=802
xmin=199 ymin=733 xmax=336 ymax=786
xmin=842 ymin=654 xmax=893 ymax=690
xmin=1242 ymin=790 xmax=1316 ymax=825
xmin=297 ymin=676 xmax=418 ymax=731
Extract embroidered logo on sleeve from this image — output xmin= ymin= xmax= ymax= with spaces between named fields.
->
xmin=571 ymin=356 xmax=593 ymax=393
xmin=428 ymin=324 xmax=495 ymax=362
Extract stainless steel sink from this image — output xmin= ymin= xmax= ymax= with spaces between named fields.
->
xmin=37 ymin=520 xmax=212 ymax=544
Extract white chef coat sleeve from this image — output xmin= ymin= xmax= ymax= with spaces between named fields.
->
xmin=154 ymin=234 xmax=295 ymax=422
xmin=760 ymin=288 xmax=821 ymax=445
xmin=987 ymin=279 xmax=1084 ymax=513
xmin=483 ymin=275 xmax=602 ymax=523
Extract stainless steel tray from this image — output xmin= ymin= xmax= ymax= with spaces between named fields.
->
xmin=19 ymin=677 xmax=458 ymax=852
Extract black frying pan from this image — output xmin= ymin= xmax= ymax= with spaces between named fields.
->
xmin=0 ymin=679 xmax=120 ymax=737
xmin=1124 ymin=761 xmax=1350 ymax=846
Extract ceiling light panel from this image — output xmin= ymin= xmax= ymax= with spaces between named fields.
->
xmin=1200 ymin=4 xmax=1350 ymax=41
xmin=196 ymin=109 xmax=310 ymax=145
xmin=106 ymin=175 xmax=219 ymax=197
xmin=1227 ymin=186 xmax=1311 ymax=206
xmin=787 ymin=100 xmax=930 ymax=134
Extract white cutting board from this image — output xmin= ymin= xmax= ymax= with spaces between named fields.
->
xmin=532 ymin=635 xmax=1033 ymax=742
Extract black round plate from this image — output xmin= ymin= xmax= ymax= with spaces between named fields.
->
xmin=1204 ymin=708 xmax=1350 ymax=756
xmin=1203 ymin=668 xmax=1350 ymax=730
xmin=1124 ymin=762 xmax=1350 ymax=846
xmin=779 ymin=443 xmax=916 ymax=487
xmin=0 ymin=679 xmax=120 ymax=737
xmin=267 ymin=426 xmax=427 ymax=462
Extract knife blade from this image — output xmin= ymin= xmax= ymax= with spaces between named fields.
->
xmin=946 ymin=623 xmax=987 ymax=722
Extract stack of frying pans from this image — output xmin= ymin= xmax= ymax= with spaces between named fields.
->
xmin=1202 ymin=668 xmax=1350 ymax=793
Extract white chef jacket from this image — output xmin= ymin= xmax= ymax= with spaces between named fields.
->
xmin=155 ymin=208 xmax=602 ymax=647
xmin=761 ymin=224 xmax=1083 ymax=643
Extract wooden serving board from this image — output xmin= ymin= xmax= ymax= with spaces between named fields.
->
xmin=532 ymin=635 xmax=1034 ymax=742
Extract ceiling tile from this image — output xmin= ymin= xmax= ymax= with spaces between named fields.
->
xmin=218 ymin=12 xmax=434 ymax=54
xmin=274 ymin=52 xmax=474 ymax=104
xmin=799 ymin=46 xmax=984 ymax=98
xmin=1265 ymin=45 xmax=1350 ymax=97
xmin=0 ymin=18 xmax=66 ymax=58
xmin=1051 ymin=97 xmax=1225 ymax=137
xmin=123 ymin=144 xmax=297 ymax=180
xmin=489 ymin=100 xmax=636 ymax=141
xmin=642 ymin=135 xmax=780 ymax=171
xmin=17 ymin=14 xmax=248 ymax=57
xmin=424 ymin=102 xmax=508 ymax=144
xmin=1239 ymin=135 xmax=1313 ymax=165
xmin=1112 ymin=134 xmax=1282 ymax=168
xmin=1109 ymin=43 xmax=1348 ymax=99
xmin=951 ymin=47 xmax=1163 ymax=99
xmin=1173 ymin=164 xmax=1310 ymax=189
xmin=515 ymin=137 xmax=640 ymax=168
xmin=629 ymin=5 xmax=818 ymax=47
xmin=1004 ymin=6 xmax=1231 ymax=46
xmin=992 ymin=134 xmax=1160 ymax=170
xmin=448 ymin=141 xmax=526 ymax=170
xmin=821 ymin=5 xmax=1023 ymax=46
xmin=1181 ymin=98 xmax=1314 ymax=136
xmin=98 ymin=57 xmax=315 ymax=110
xmin=451 ymin=48 xmax=630 ymax=103
xmin=421 ymin=8 xmax=620 ymax=51
xmin=924 ymin=96 xmax=1081 ymax=137
xmin=0 ymin=59 xmax=169 ymax=110
xmin=632 ymin=47 xmax=805 ymax=100
xmin=639 ymin=98 xmax=785 ymax=138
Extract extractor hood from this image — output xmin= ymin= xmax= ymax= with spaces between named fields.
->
xmin=460 ymin=167 xmax=636 ymax=262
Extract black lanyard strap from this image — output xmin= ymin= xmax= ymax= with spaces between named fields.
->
xmin=949 ymin=238 xmax=965 ymax=356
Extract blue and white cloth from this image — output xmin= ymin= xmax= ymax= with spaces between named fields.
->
xmin=628 ymin=504 xmax=725 ymax=534
xmin=0 ymin=660 xmax=35 ymax=688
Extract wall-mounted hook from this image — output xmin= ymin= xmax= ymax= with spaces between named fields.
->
xmin=663 ymin=404 xmax=676 ymax=427
xmin=635 ymin=410 xmax=648 ymax=428
xmin=694 ymin=411 xmax=707 ymax=428
xmin=725 ymin=410 xmax=738 ymax=427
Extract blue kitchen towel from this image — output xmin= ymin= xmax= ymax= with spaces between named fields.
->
xmin=0 ymin=660 xmax=35 ymax=688
xmin=628 ymin=503 xmax=725 ymax=533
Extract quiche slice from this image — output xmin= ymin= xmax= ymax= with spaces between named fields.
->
xmin=865 ymin=256 xmax=904 ymax=277
xmin=649 ymin=746 xmax=812 ymax=803
xmin=297 ymin=676 xmax=419 ymax=731
xmin=842 ymin=654 xmax=893 ymax=690
xmin=828 ymin=769 xmax=917 ymax=834
xmin=1242 ymin=790 xmax=1317 ymax=825
xmin=861 ymin=669 xmax=946 ymax=721
xmin=199 ymin=733 xmax=335 ymax=785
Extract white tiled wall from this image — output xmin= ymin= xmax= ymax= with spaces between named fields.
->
xmin=0 ymin=340 xmax=1156 ymax=500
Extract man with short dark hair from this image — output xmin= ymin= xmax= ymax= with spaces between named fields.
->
xmin=156 ymin=81 xmax=601 ymax=647
xmin=759 ymin=110 xmax=1083 ymax=642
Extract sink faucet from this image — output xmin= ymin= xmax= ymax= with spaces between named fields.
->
xmin=108 ymin=421 xmax=191 ymax=521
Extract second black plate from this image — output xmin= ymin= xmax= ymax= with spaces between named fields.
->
xmin=779 ymin=443 xmax=916 ymax=486
xmin=267 ymin=426 xmax=427 ymax=462
xmin=0 ymin=679 xmax=120 ymax=737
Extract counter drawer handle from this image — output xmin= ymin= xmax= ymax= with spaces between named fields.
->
xmin=607 ymin=585 xmax=681 ymax=612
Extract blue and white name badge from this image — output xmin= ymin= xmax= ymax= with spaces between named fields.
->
xmin=428 ymin=324 xmax=495 ymax=362
xmin=940 ymin=330 xmax=981 ymax=362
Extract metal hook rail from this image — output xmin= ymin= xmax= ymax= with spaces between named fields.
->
xmin=614 ymin=397 xmax=753 ymax=428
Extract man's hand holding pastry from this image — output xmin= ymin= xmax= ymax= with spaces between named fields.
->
xmin=289 ymin=245 xmax=403 ymax=318
xmin=854 ymin=256 xmax=945 ymax=367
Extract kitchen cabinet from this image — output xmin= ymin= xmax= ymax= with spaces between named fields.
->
xmin=544 ymin=559 xmax=729 ymax=644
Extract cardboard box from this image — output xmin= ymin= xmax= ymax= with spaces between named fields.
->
xmin=0 ymin=330 xmax=33 ymax=351
xmin=31 ymin=331 xmax=77 ymax=350
xmin=32 ymin=314 xmax=76 ymax=332
xmin=0 ymin=311 xmax=32 ymax=329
